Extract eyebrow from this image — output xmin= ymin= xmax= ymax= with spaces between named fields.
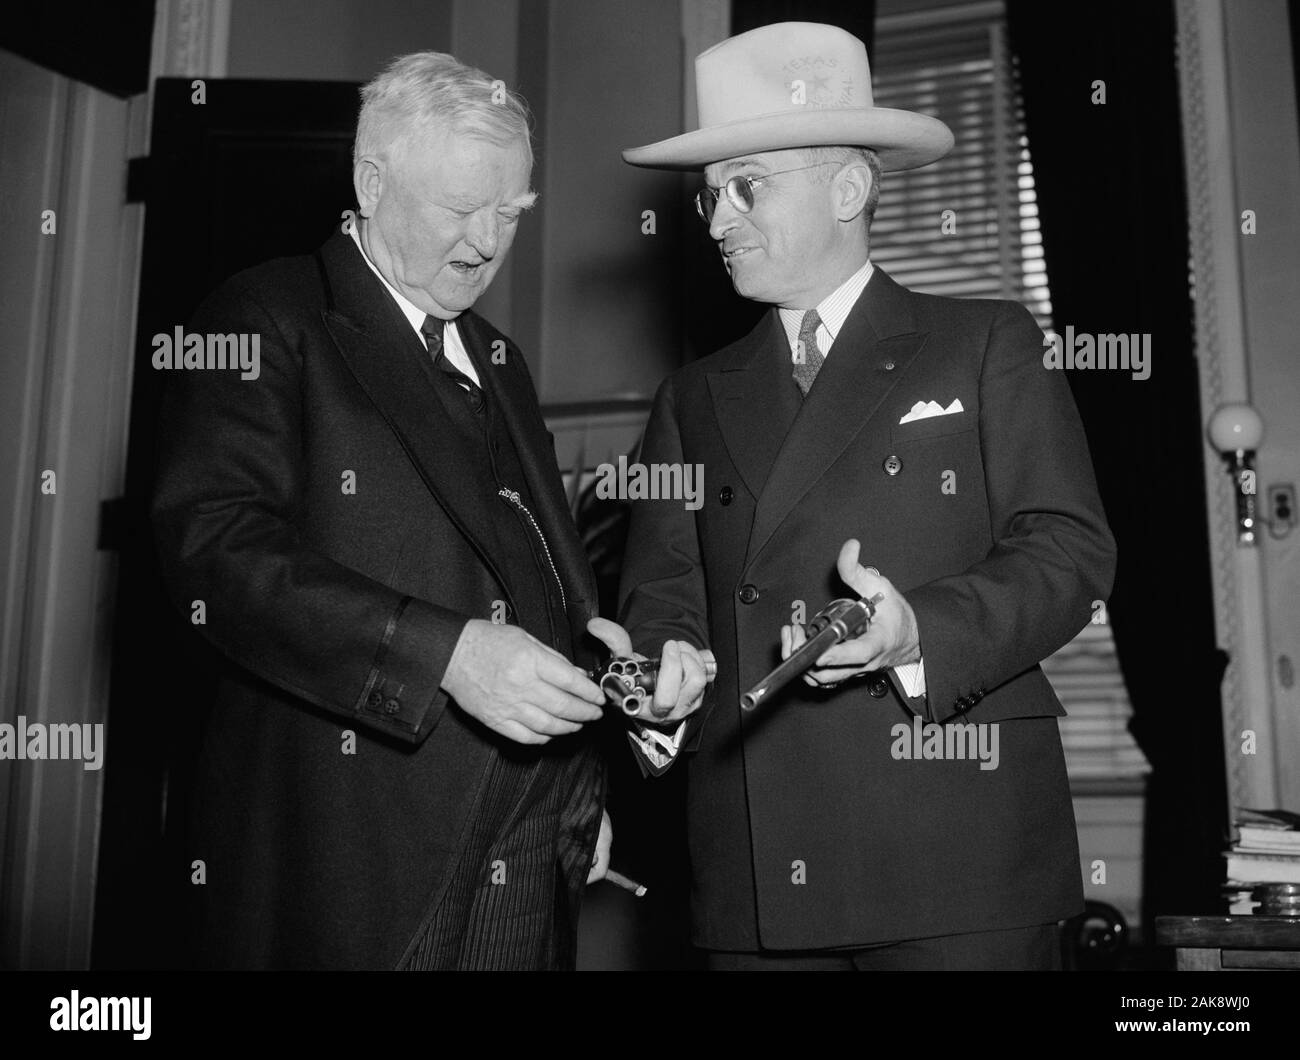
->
xmin=437 ymin=190 xmax=538 ymax=211
xmin=506 ymin=191 xmax=539 ymax=211
xmin=720 ymin=157 xmax=769 ymax=177
xmin=705 ymin=157 xmax=771 ymax=189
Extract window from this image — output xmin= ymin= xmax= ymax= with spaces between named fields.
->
xmin=873 ymin=8 xmax=1051 ymax=330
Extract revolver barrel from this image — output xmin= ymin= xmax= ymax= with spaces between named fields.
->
xmin=740 ymin=595 xmax=881 ymax=711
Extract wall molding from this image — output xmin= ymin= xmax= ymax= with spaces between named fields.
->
xmin=1174 ymin=0 xmax=1278 ymax=817
xmin=149 ymin=0 xmax=232 ymax=80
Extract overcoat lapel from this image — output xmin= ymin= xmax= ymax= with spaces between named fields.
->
xmin=317 ymin=231 xmax=521 ymax=607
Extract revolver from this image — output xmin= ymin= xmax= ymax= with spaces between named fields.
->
xmin=592 ymin=652 xmax=718 ymax=718
xmin=740 ymin=594 xmax=884 ymax=711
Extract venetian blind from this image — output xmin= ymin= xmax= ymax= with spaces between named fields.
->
xmin=871 ymin=15 xmax=1052 ymax=332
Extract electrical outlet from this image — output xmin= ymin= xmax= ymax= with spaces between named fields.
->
xmin=1267 ymin=483 xmax=1296 ymax=539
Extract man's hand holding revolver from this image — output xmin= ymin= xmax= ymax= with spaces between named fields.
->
xmin=781 ymin=538 xmax=921 ymax=688
xmin=586 ymin=617 xmax=713 ymax=725
xmin=442 ymin=620 xmax=607 ymax=745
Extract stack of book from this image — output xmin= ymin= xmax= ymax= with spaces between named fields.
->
xmin=1225 ymin=809 xmax=1300 ymax=914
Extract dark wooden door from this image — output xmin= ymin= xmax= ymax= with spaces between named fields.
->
xmin=93 ymin=78 xmax=358 ymax=968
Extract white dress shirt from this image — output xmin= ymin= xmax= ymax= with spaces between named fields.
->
xmin=348 ymin=224 xmax=481 ymax=386
xmin=777 ymin=258 xmax=875 ymax=361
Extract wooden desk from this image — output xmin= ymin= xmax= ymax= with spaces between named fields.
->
xmin=1156 ymin=915 xmax=1300 ymax=970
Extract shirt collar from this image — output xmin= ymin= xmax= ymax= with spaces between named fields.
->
xmin=778 ymin=258 xmax=874 ymax=354
xmin=347 ymin=223 xmax=443 ymax=339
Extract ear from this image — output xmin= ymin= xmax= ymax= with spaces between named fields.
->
xmin=353 ymin=157 xmax=383 ymax=218
xmin=832 ymin=160 xmax=872 ymax=223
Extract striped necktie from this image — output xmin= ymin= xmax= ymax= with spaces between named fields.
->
xmin=422 ymin=315 xmax=484 ymax=410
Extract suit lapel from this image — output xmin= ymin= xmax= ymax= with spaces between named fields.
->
xmin=457 ymin=312 xmax=600 ymax=618
xmin=317 ymin=231 xmax=518 ymax=601
xmin=747 ymin=267 xmax=930 ymax=566
xmin=706 ymin=311 xmax=803 ymax=501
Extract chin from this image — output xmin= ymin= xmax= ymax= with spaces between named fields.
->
xmin=436 ymin=287 xmax=483 ymax=313
xmin=723 ymin=260 xmax=768 ymax=301
xmin=728 ymin=274 xmax=769 ymax=303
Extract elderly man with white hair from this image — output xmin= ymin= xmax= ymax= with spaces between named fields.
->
xmin=152 ymin=51 xmax=679 ymax=970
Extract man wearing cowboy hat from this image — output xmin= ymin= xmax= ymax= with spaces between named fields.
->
xmin=604 ymin=22 xmax=1116 ymax=969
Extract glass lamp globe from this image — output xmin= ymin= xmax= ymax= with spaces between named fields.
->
xmin=1208 ymin=404 xmax=1264 ymax=454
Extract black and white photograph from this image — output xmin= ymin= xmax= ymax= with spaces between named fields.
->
xmin=0 ymin=0 xmax=1297 ymax=1039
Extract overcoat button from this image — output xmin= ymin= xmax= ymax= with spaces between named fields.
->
xmin=883 ymin=454 xmax=902 ymax=476
xmin=384 ymin=697 xmax=401 ymax=715
xmin=867 ymin=676 xmax=890 ymax=698
xmin=719 ymin=486 xmax=734 ymax=505
xmin=738 ymin=584 xmax=759 ymax=604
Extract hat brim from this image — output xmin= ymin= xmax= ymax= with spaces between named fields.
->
xmin=622 ymin=107 xmax=954 ymax=172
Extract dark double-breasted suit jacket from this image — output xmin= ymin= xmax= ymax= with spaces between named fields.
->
xmin=152 ymin=229 xmax=604 ymax=969
xmin=618 ymin=267 xmax=1116 ymax=951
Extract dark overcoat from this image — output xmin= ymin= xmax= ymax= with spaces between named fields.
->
xmin=153 ymin=230 xmax=604 ymax=968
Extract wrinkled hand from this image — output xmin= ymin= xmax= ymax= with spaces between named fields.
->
xmin=780 ymin=538 xmax=921 ymax=688
xmin=586 ymin=810 xmax=612 ymax=884
xmin=442 ymin=620 xmax=605 ymax=744
xmin=586 ymin=617 xmax=714 ymax=725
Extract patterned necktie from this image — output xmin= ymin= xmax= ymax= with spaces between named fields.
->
xmin=792 ymin=309 xmax=824 ymax=396
xmin=422 ymin=314 xmax=484 ymax=410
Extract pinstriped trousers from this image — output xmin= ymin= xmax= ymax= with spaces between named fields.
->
xmin=399 ymin=743 xmax=576 ymax=971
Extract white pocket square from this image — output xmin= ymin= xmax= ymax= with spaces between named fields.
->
xmin=898 ymin=398 xmax=964 ymax=425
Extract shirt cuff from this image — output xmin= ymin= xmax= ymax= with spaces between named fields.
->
xmin=629 ymin=718 xmax=688 ymax=771
xmin=892 ymin=658 xmax=926 ymax=699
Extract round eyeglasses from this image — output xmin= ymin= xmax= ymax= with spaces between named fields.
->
xmin=694 ymin=161 xmax=844 ymax=223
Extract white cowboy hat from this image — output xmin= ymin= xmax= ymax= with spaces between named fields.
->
xmin=623 ymin=22 xmax=953 ymax=172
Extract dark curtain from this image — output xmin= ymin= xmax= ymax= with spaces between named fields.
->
xmin=1292 ymin=0 xmax=1300 ymax=132
xmin=1007 ymin=1 xmax=1228 ymax=947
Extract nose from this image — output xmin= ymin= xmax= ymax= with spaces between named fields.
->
xmin=466 ymin=211 xmax=500 ymax=259
xmin=708 ymin=194 xmax=742 ymax=243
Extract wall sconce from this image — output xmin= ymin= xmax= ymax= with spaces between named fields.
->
xmin=1208 ymin=403 xmax=1264 ymax=545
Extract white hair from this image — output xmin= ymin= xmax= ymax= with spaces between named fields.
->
xmin=354 ymin=51 xmax=533 ymax=171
